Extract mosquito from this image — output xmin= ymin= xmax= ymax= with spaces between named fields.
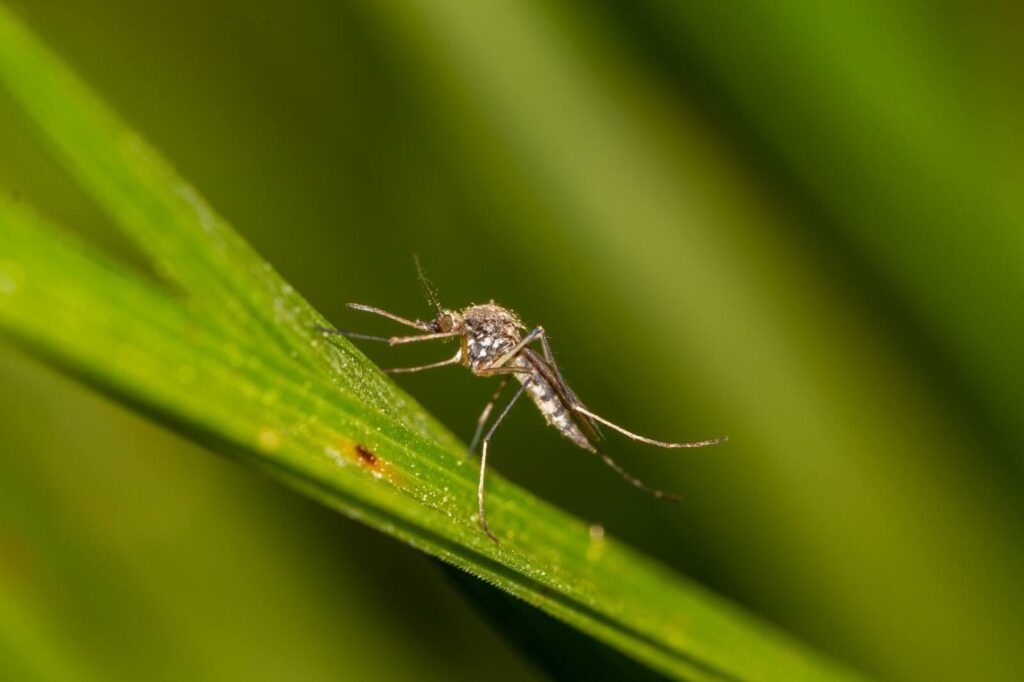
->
xmin=319 ymin=258 xmax=727 ymax=542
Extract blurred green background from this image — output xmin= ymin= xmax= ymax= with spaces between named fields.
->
xmin=2 ymin=1 xmax=1023 ymax=680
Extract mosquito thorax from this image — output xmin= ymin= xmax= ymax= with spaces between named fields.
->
xmin=461 ymin=304 xmax=523 ymax=339
xmin=460 ymin=304 xmax=524 ymax=367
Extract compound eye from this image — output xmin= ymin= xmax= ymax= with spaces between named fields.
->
xmin=438 ymin=314 xmax=454 ymax=332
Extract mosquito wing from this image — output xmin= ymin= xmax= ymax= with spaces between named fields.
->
xmin=522 ymin=347 xmax=604 ymax=443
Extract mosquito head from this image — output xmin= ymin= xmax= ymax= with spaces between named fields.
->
xmin=432 ymin=309 xmax=465 ymax=335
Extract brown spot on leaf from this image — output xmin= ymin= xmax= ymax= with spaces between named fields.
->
xmin=330 ymin=437 xmax=398 ymax=484
xmin=355 ymin=443 xmax=377 ymax=466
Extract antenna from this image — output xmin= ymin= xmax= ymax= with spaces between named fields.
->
xmin=414 ymin=254 xmax=443 ymax=315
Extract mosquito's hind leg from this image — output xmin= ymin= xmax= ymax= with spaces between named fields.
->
xmin=571 ymin=405 xmax=727 ymax=449
xmin=595 ymin=450 xmax=680 ymax=501
xmin=499 ymin=326 xmax=578 ymax=404
xmin=536 ymin=328 xmax=563 ymax=378
xmin=477 ymin=378 xmax=532 ymax=543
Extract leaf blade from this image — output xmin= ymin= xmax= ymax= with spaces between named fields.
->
xmin=0 ymin=6 xmax=866 ymax=681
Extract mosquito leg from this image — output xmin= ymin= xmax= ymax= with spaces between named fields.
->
xmin=315 ymin=327 xmax=394 ymax=343
xmin=492 ymin=325 xmax=562 ymax=384
xmin=492 ymin=326 xmax=545 ymax=367
xmin=386 ymin=330 xmax=464 ymax=345
xmin=321 ymin=326 xmax=463 ymax=346
xmin=501 ymin=327 xmax=577 ymax=404
xmin=572 ymin=405 xmax=727 ymax=449
xmin=526 ymin=329 xmax=721 ymax=448
xmin=320 ymin=302 xmax=438 ymax=341
xmin=467 ymin=377 xmax=509 ymax=456
xmin=511 ymin=327 xmax=606 ymax=440
xmin=385 ymin=351 xmax=462 ymax=374
xmin=536 ymin=330 xmax=572 ymax=393
xmin=474 ymin=365 xmax=532 ymax=377
xmin=538 ymin=330 xmax=555 ymax=362
xmin=489 ymin=327 xmax=579 ymax=409
xmin=347 ymin=303 xmax=432 ymax=331
xmin=478 ymin=378 xmax=531 ymax=542
xmin=595 ymin=450 xmax=680 ymax=501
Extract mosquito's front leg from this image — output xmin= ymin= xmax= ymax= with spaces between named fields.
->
xmin=320 ymin=303 xmax=444 ymax=343
xmin=347 ymin=303 xmax=432 ymax=331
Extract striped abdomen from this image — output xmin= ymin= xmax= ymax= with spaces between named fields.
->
xmin=510 ymin=354 xmax=594 ymax=451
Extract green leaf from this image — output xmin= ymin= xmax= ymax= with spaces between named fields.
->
xmin=0 ymin=6 xmax=863 ymax=680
